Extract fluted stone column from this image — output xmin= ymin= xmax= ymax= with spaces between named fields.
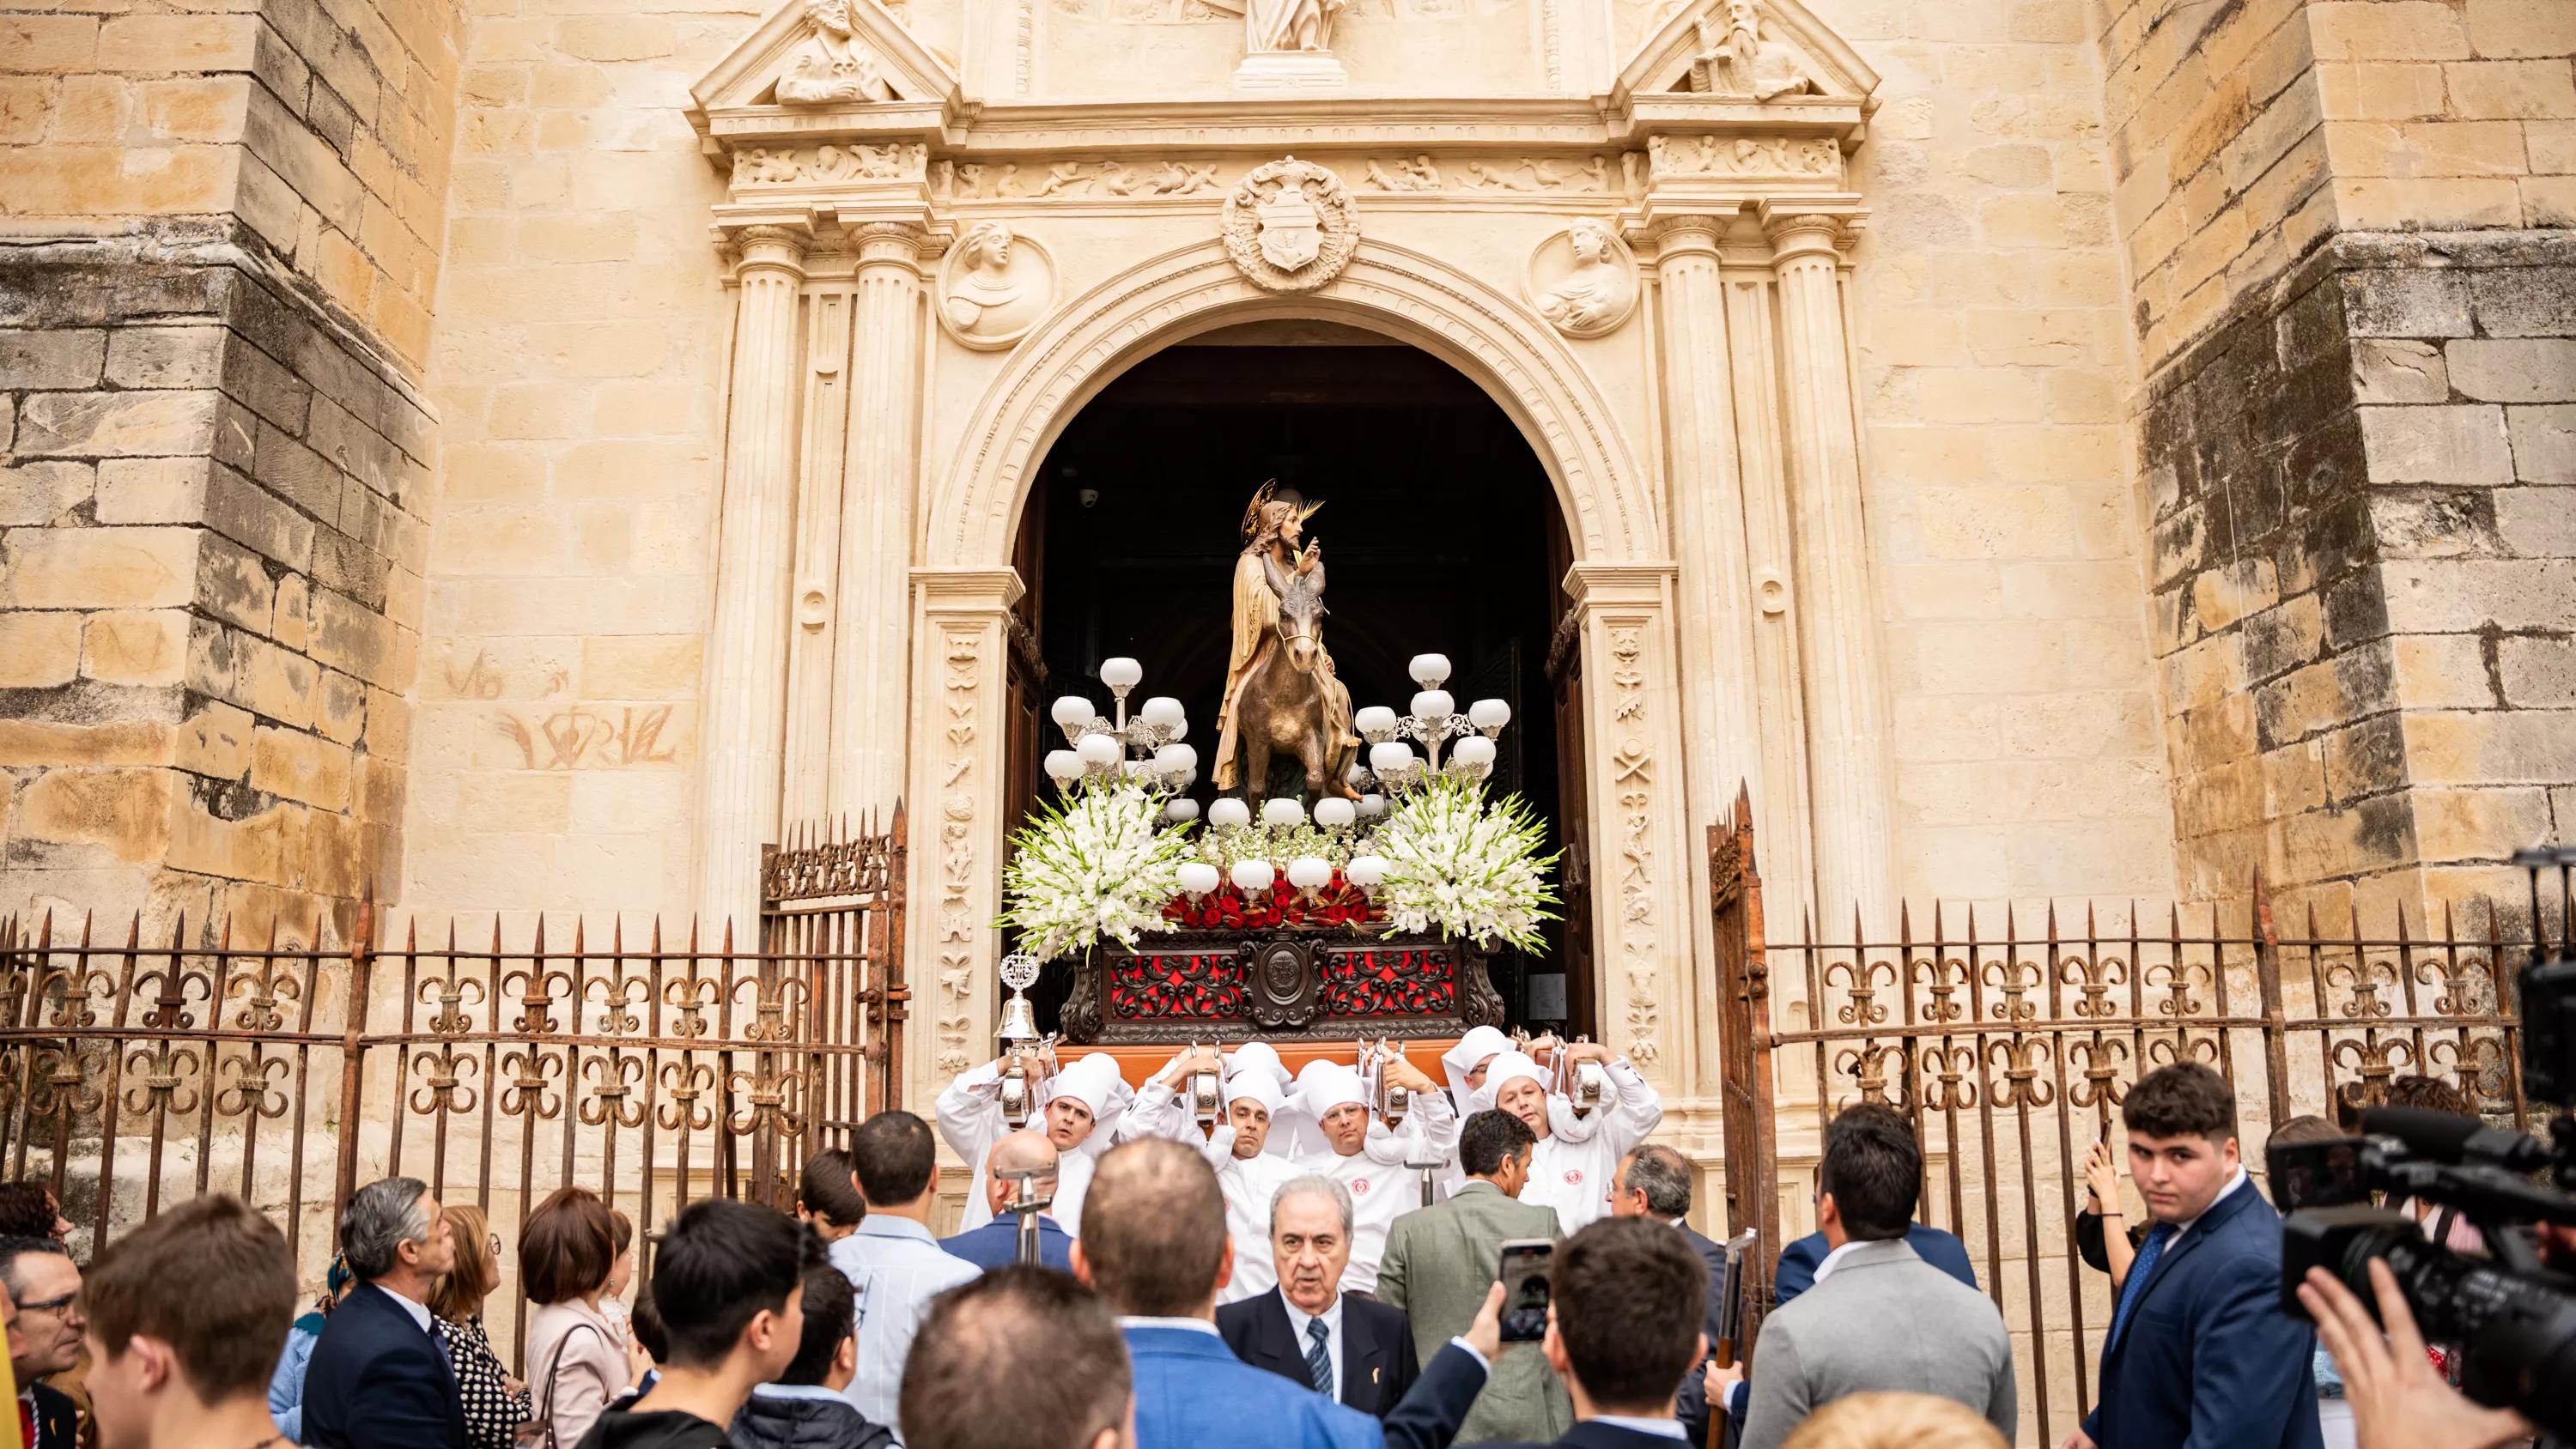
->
xmin=1765 ymin=209 xmax=1894 ymax=928
xmin=829 ymin=223 xmax=930 ymax=820
xmin=695 ymin=225 xmax=809 ymax=937
xmin=1650 ymin=216 xmax=1767 ymax=883
xmin=783 ymin=280 xmax=855 ymax=826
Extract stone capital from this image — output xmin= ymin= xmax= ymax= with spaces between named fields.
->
xmin=732 ymin=223 xmax=812 ymax=276
xmin=1758 ymin=207 xmax=1862 ymax=263
xmin=853 ymin=221 xmax=933 ymax=268
xmin=913 ymin=565 xmax=1026 ymax=613
xmin=1645 ymin=215 xmax=1728 ymax=263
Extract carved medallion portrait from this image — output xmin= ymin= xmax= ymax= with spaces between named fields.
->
xmin=1525 ymin=218 xmax=1639 ymax=338
xmin=1222 ymin=156 xmax=1359 ymax=293
xmin=936 ymin=221 xmax=1054 ymax=350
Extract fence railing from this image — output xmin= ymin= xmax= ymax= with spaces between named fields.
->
xmin=1709 ymin=799 xmax=2540 ymax=1447
xmin=0 ymin=810 xmax=904 ymax=1372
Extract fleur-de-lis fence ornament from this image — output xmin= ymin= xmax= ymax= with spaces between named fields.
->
xmin=665 ymin=976 xmax=722 ymax=1040
xmin=0 ymin=1046 xmax=26 ymax=1118
xmin=586 ymin=976 xmax=649 ymax=1038
xmin=2069 ymin=1035 xmax=2131 ymax=1108
xmin=2332 ymin=1034 xmax=2414 ymax=1115
xmin=42 ymin=965 xmax=110 ymax=1031
xmin=1920 ymin=1042 xmax=1978 ymax=1111
xmin=29 ymin=1044 xmax=106 ymax=1119
xmin=1832 ymin=1040 xmax=1905 ymax=1109
xmin=738 ymin=973 xmax=809 ymax=1046
xmin=2061 ymin=952 xmax=2128 ymax=1020
xmin=1987 ymin=1035 xmax=2056 ymax=1108
xmin=119 ymin=1040 xmax=202 ymax=1116
xmin=504 ymin=964 xmax=575 ymax=1036
xmin=215 ymin=1052 xmax=292 ymax=1119
xmin=2429 ymin=1035 xmax=2508 ymax=1108
xmin=131 ymin=962 xmax=209 ymax=1031
xmin=1911 ymin=955 xmax=1969 ymax=1024
xmin=2415 ymin=954 xmax=2497 ymax=1019
xmin=2146 ymin=1031 xmax=2219 ymax=1069
xmin=500 ymin=1046 xmax=565 ymax=1119
xmin=659 ymin=1058 xmax=717 ymax=1131
xmin=2328 ymin=959 xmax=2397 ymax=1020
xmin=727 ymin=1055 xmax=809 ymax=1137
xmin=417 ymin=969 xmax=485 ymax=1037
xmin=2144 ymin=959 xmax=2205 ymax=1019
xmin=1984 ymin=958 xmax=2040 ymax=1022
xmin=228 ymin=958 xmax=303 ymax=1033
xmin=1826 ymin=956 xmax=1895 ymax=1028
xmin=408 ymin=1042 xmax=482 ymax=1115
xmin=579 ymin=1052 xmax=648 ymax=1129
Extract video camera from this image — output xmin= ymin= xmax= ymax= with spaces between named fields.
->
xmin=2273 ymin=845 xmax=2576 ymax=1439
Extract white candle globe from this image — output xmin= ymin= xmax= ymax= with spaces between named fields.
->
xmin=1121 ymin=760 xmax=1147 ymax=780
xmin=1353 ymin=706 xmax=1399 ymax=739
xmin=1052 ymin=695 xmax=1095 ymax=727
xmin=1100 ymin=657 xmax=1143 ymax=691
xmin=1177 ymin=861 xmax=1220 ymax=897
xmin=1077 ymin=733 xmax=1121 ymax=767
xmin=1044 ymin=750 xmax=1083 ymax=785
xmin=1313 ymin=797 xmax=1356 ymax=829
xmin=1140 ymin=695 xmax=1185 ymax=728
xmin=1411 ymin=689 xmax=1455 ymax=721
xmin=1261 ymin=797 xmax=1306 ymax=828
xmin=1452 ymin=735 xmax=1497 ymax=769
xmin=1286 ymin=856 xmax=1333 ymax=890
xmin=1164 ymin=797 xmax=1201 ymax=823
xmin=1208 ymin=798 xmax=1251 ymax=829
xmin=1155 ymin=743 xmax=1198 ymax=776
xmin=1469 ymin=698 xmax=1512 ymax=731
xmin=1358 ymin=792 xmax=1387 ymax=818
xmin=1370 ymin=742 xmax=1415 ymax=776
xmin=1409 ymin=653 xmax=1452 ymax=686
xmin=1344 ymin=854 xmax=1388 ymax=889
xmin=1230 ymin=858 xmax=1276 ymax=893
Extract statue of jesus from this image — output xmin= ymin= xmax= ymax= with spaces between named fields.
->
xmin=1213 ymin=482 xmax=1358 ymax=795
xmin=1246 ymin=0 xmax=1346 ymax=54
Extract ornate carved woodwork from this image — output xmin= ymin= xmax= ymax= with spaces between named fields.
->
xmin=1060 ymin=930 xmax=1504 ymax=1045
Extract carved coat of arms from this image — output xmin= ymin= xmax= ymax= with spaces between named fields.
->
xmin=1222 ymin=156 xmax=1358 ymax=293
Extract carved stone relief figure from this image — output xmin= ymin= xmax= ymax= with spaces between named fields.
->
xmin=1686 ymin=0 xmax=1819 ymax=99
xmin=1528 ymin=218 xmax=1639 ymax=338
xmin=1248 ymin=0 xmax=1346 ymax=52
xmin=938 ymin=221 xmax=1054 ymax=349
xmin=775 ymin=0 xmax=895 ymax=103
xmin=1648 ymin=133 xmax=1840 ymax=180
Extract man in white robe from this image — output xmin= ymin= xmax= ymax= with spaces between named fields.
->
xmin=1283 ymin=1058 xmax=1454 ymax=1293
xmin=936 ymin=1050 xmax=1133 ymax=1236
xmin=1479 ymin=1046 xmax=1661 ymax=1234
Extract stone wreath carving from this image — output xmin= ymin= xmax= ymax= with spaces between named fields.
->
xmin=1221 ymin=156 xmax=1359 ymax=293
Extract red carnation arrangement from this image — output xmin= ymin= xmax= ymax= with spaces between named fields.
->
xmin=1161 ymin=870 xmax=1378 ymax=931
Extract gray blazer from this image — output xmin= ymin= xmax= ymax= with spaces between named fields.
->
xmin=1740 ymin=1237 xmax=2016 ymax=1449
xmin=1376 ymin=1180 xmax=1572 ymax=1446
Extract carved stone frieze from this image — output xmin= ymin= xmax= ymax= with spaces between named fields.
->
xmin=937 ymin=221 xmax=1054 ymax=350
xmin=1360 ymin=155 xmax=1620 ymax=194
xmin=934 ymin=630 xmax=981 ymax=1075
xmin=1221 ymin=156 xmax=1358 ymax=293
xmin=933 ymin=158 xmax=1223 ymax=201
xmin=1526 ymin=219 xmax=1639 ymax=339
xmin=731 ymin=142 xmax=927 ymax=187
xmin=1649 ymin=134 xmax=1842 ymax=182
xmin=1606 ymin=623 xmax=1662 ymax=1067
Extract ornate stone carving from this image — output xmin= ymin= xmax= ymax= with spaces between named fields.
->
xmin=1527 ymin=219 xmax=1639 ymax=338
xmin=1686 ymin=0 xmax=1820 ymax=99
xmin=731 ymin=142 xmax=926 ymax=186
xmin=1221 ymin=157 xmax=1358 ymax=293
xmin=934 ymin=630 xmax=981 ymax=1075
xmin=937 ymin=221 xmax=1054 ymax=350
xmin=1649 ymin=134 xmax=1841 ymax=181
xmin=1358 ymin=155 xmax=1618 ymax=194
xmin=1606 ymin=624 xmax=1661 ymax=1067
xmin=774 ymin=0 xmax=896 ymax=104
xmin=933 ymin=158 xmax=1223 ymax=200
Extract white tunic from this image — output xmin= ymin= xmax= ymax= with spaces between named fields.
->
xmin=1293 ymin=1092 xmax=1458 ymax=1294
xmin=933 ymin=1061 xmax=1108 ymax=1235
xmin=1513 ymin=1058 xmax=1662 ymax=1234
xmin=1200 ymin=1124 xmax=1310 ymax=1304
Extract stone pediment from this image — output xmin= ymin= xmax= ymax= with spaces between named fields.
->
xmin=1613 ymin=0 xmax=1879 ymax=114
xmin=690 ymin=0 xmax=962 ymax=146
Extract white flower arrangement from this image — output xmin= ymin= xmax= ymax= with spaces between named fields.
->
xmin=999 ymin=779 xmax=1200 ymax=961
xmin=1367 ymin=772 xmax=1560 ymax=952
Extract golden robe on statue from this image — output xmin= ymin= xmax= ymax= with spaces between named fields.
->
xmin=1213 ymin=489 xmax=1357 ymax=791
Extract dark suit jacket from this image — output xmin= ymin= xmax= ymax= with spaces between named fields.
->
xmin=940 ymin=1214 xmax=1075 ymax=1272
xmin=302 ymin=1282 xmax=469 ymax=1449
xmin=26 ymin=1381 xmax=76 ymax=1449
xmin=1773 ymin=1223 xmax=1976 ymax=1304
xmin=1217 ymin=1288 xmax=1423 ymax=1418
xmin=2084 ymin=1180 xmax=2323 ymax=1449
xmin=1487 ymin=1417 xmax=1699 ymax=1449
xmin=1674 ymin=1225 xmax=1727 ymax=1448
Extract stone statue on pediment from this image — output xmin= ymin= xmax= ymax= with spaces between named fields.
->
xmin=1247 ymin=0 xmax=1345 ymax=53
xmin=1688 ymin=0 xmax=1820 ymax=99
xmin=775 ymin=0 xmax=895 ymax=104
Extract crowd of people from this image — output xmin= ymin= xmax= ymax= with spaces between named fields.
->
xmin=1 ymin=1038 xmax=2556 ymax=1449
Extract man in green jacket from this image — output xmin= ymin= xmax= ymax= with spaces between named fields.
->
xmin=1376 ymin=1110 xmax=1571 ymax=1445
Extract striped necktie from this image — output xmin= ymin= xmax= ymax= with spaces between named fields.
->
xmin=2109 ymin=1222 xmax=2177 ymax=1349
xmin=1305 ymin=1316 xmax=1334 ymax=1400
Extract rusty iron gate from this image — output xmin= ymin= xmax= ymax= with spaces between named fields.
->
xmin=1708 ymin=801 xmax=2535 ymax=1445
xmin=0 ymin=809 xmax=903 ymax=1368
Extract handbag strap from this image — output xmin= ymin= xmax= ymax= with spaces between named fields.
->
xmin=532 ymin=1317 xmax=615 ymax=1449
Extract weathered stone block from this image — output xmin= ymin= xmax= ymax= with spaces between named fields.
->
xmin=13 ymin=390 xmax=220 ymax=458
xmin=2507 ymin=404 xmax=2576 ymax=482
xmin=2472 ymin=267 xmax=2576 ymax=339
xmin=82 ymin=609 xmax=186 ymax=686
xmin=308 ymin=585 xmax=395 ymax=684
xmin=2414 ymin=785 xmax=2555 ymax=861
xmin=316 ymin=667 xmax=366 ymax=744
xmin=93 ymin=456 xmax=210 ymax=524
xmin=0 ymin=718 xmax=173 ymax=768
xmin=2406 ymin=707 xmax=2576 ymax=782
xmin=2500 ymin=634 xmax=2576 ymax=706
xmin=0 ymin=611 xmax=82 ymax=688
xmin=195 ymin=530 xmax=273 ymax=632
xmin=2447 ymin=339 xmax=2576 ymax=404
xmin=233 ymin=632 xmax=319 ymax=729
xmin=2494 ymin=484 xmax=2576 ymax=554
xmin=16 ymin=767 xmax=172 ymax=864
xmin=94 ymin=14 xmax=263 ymax=72
xmin=0 ymin=461 xmax=95 ymax=525
xmin=2359 ymin=404 xmax=2516 ymax=485
xmin=102 ymin=326 xmax=224 ymax=391
xmin=0 ymin=525 xmax=198 ymax=609
xmin=250 ymin=421 xmax=343 ymax=520
xmin=272 ymin=571 xmax=311 ymax=651
xmin=175 ymin=699 xmax=254 ymax=780
xmin=249 ymin=724 xmax=350 ymax=810
xmin=2350 ymin=339 xmax=2447 ymax=404
xmin=0 ymin=329 xmax=106 ymax=389
xmin=2341 ymin=269 xmax=2473 ymax=338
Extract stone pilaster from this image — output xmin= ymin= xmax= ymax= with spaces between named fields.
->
xmin=782 ymin=272 xmax=856 ymax=826
xmin=830 ymin=224 xmax=933 ymax=821
xmin=694 ymin=225 xmax=809 ymax=937
xmin=1764 ymin=209 xmax=1894 ymax=931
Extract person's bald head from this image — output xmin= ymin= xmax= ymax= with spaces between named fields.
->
xmin=1069 ymin=1139 xmax=1230 ymax=1318
xmin=984 ymin=1130 xmax=1060 ymax=1216
xmin=903 ymin=1267 xmax=1133 ymax=1449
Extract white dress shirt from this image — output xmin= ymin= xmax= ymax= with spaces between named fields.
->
xmin=1591 ymin=1415 xmax=1688 ymax=1440
xmin=1279 ymin=1286 xmax=1346 ymax=1400
xmin=831 ymin=1216 xmax=981 ymax=1441
xmin=380 ymin=1282 xmax=434 ymax=1334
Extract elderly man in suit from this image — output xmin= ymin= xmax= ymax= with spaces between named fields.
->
xmin=301 ymin=1175 xmax=469 ymax=1449
xmin=2069 ymin=1063 xmax=2322 ymax=1449
xmin=1730 ymin=1106 xmax=2014 ymax=1449
xmin=1378 ymin=1109 xmax=1572 ymax=1445
xmin=1073 ymin=1137 xmax=1502 ymax=1449
xmin=1219 ymin=1175 xmax=1421 ymax=1417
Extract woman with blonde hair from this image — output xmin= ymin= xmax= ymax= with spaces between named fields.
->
xmin=430 ymin=1202 xmax=530 ymax=1449
xmin=519 ymin=1185 xmax=629 ymax=1448
xmin=1781 ymin=1391 xmax=2008 ymax=1449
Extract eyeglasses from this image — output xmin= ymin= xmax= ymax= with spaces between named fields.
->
xmin=15 ymin=1292 xmax=76 ymax=1317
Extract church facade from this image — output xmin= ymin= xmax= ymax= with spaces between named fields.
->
xmin=2 ymin=0 xmax=2572 ymax=1122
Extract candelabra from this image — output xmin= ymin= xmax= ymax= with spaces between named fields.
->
xmin=1044 ymin=656 xmax=1200 ymax=815
xmin=1348 ymin=653 xmax=1512 ymax=791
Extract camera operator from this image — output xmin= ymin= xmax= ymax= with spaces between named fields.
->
xmin=2297 ymin=1260 xmax=2531 ymax=1449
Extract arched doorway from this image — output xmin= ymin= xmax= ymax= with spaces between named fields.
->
xmin=1003 ymin=320 xmax=1594 ymax=1040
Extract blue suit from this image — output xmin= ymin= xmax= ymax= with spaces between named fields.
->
xmin=1774 ymin=1223 xmax=1977 ymax=1305
xmin=1124 ymin=1322 xmax=1486 ymax=1449
xmin=942 ymin=1215 xmax=1075 ymax=1272
xmin=301 ymin=1282 xmax=467 ymax=1449
xmin=2084 ymin=1179 xmax=2323 ymax=1449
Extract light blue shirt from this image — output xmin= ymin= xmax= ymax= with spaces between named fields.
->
xmin=831 ymin=1215 xmax=981 ymax=1442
